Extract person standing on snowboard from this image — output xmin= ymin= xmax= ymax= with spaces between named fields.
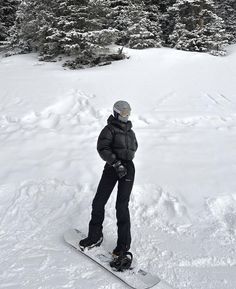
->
xmin=79 ymin=100 xmax=138 ymax=258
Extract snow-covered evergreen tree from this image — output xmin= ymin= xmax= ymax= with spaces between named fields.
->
xmin=155 ymin=0 xmax=177 ymax=45
xmin=6 ymin=0 xmax=233 ymax=66
xmin=9 ymin=0 xmax=123 ymax=67
xmin=43 ymin=0 xmax=101 ymax=58
xmin=106 ymin=0 xmax=131 ymax=32
xmin=127 ymin=3 xmax=162 ymax=48
xmin=9 ymin=0 xmax=55 ymax=53
xmin=140 ymin=0 xmax=177 ymax=45
xmin=167 ymin=0 xmax=230 ymax=55
xmin=142 ymin=0 xmax=163 ymax=47
xmin=155 ymin=0 xmax=177 ymax=13
xmin=0 ymin=0 xmax=19 ymax=44
xmin=48 ymin=0 xmax=121 ymax=66
xmin=107 ymin=0 xmax=162 ymax=48
xmin=215 ymin=0 xmax=236 ymax=43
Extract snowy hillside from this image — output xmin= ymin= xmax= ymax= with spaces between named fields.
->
xmin=0 ymin=46 xmax=236 ymax=289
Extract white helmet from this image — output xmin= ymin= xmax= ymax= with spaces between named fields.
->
xmin=113 ymin=100 xmax=131 ymax=123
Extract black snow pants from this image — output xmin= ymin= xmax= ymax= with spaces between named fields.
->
xmin=88 ymin=160 xmax=135 ymax=251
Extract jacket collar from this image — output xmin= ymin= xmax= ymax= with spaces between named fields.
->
xmin=107 ymin=115 xmax=132 ymax=131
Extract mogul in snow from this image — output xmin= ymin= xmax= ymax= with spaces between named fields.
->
xmin=79 ymin=100 xmax=138 ymax=265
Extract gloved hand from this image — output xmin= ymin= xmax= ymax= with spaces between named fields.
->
xmin=112 ymin=161 xmax=127 ymax=179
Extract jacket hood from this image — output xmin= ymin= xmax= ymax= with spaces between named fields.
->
xmin=107 ymin=115 xmax=132 ymax=131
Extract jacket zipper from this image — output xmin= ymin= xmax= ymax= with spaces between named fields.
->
xmin=125 ymin=126 xmax=128 ymax=159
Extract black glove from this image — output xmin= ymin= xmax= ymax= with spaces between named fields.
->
xmin=112 ymin=161 xmax=127 ymax=179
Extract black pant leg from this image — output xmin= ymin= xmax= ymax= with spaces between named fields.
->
xmin=89 ymin=163 xmax=118 ymax=240
xmin=116 ymin=161 xmax=135 ymax=250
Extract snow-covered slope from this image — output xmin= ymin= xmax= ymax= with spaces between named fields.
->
xmin=0 ymin=46 xmax=236 ymax=289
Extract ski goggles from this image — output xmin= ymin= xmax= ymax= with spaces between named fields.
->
xmin=119 ymin=108 xmax=131 ymax=118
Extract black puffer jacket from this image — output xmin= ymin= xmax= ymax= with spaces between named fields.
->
xmin=97 ymin=115 xmax=138 ymax=165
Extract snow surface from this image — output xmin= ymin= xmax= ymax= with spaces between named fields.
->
xmin=0 ymin=46 xmax=236 ymax=289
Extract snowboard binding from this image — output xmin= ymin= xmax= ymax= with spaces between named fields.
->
xmin=110 ymin=252 xmax=133 ymax=272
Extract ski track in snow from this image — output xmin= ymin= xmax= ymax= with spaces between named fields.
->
xmin=1 ymin=50 xmax=236 ymax=289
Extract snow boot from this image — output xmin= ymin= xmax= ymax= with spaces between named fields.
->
xmin=112 ymin=245 xmax=129 ymax=257
xmin=79 ymin=234 xmax=103 ymax=251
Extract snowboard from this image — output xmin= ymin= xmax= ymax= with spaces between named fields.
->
xmin=64 ymin=229 xmax=174 ymax=289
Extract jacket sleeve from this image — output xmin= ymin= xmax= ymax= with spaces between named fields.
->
xmin=132 ymin=130 xmax=138 ymax=152
xmin=134 ymin=132 xmax=138 ymax=151
xmin=97 ymin=126 xmax=117 ymax=165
